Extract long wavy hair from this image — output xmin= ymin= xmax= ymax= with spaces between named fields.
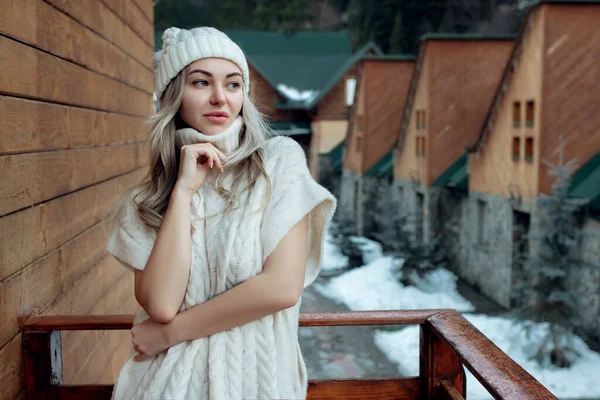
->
xmin=106 ymin=69 xmax=273 ymax=234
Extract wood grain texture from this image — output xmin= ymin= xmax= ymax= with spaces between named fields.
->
xmin=427 ymin=40 xmax=513 ymax=186
xmin=0 ymin=143 xmax=146 ymax=217
xmin=0 ymin=96 xmax=148 ymax=154
xmin=469 ymin=9 xmax=545 ymax=200
xmin=100 ymin=0 xmax=154 ymax=47
xmin=0 ymin=169 xmax=144 ymax=283
xmin=307 ymin=378 xmax=421 ymax=399
xmin=317 ymin=67 xmax=357 ymax=121
xmin=362 ymin=60 xmax=414 ymax=174
xmin=539 ymin=3 xmax=600 ymax=194
xmin=0 ymin=0 xmax=153 ymax=93
xmin=45 ymin=0 xmax=153 ymax=69
xmin=0 ymin=333 xmax=25 ymax=400
xmin=132 ymin=0 xmax=154 ymax=24
xmin=249 ymin=65 xmax=295 ymax=121
xmin=0 ymin=36 xmax=152 ymax=116
xmin=395 ymin=44 xmax=430 ymax=182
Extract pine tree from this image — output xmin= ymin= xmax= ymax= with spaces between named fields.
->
xmin=389 ymin=12 xmax=404 ymax=54
xmin=510 ymin=145 xmax=588 ymax=368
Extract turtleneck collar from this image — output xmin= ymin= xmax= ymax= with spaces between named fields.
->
xmin=175 ymin=116 xmax=243 ymax=154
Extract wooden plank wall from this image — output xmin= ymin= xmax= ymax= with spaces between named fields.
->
xmin=539 ymin=3 xmax=600 ymax=195
xmin=469 ymin=9 xmax=545 ymax=201
xmin=395 ymin=45 xmax=430 ymax=183
xmin=249 ymin=65 xmax=295 ymax=121
xmin=0 ymin=1 xmax=154 ymax=398
xmin=342 ymin=64 xmax=366 ymax=174
xmin=428 ymin=40 xmax=513 ymax=186
xmin=363 ymin=60 xmax=414 ymax=174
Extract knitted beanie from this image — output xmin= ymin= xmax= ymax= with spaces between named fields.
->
xmin=154 ymin=27 xmax=250 ymax=100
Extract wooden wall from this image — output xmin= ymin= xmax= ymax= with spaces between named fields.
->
xmin=469 ymin=8 xmax=545 ymax=201
xmin=344 ymin=59 xmax=414 ymax=175
xmin=0 ymin=1 xmax=154 ymax=398
xmin=428 ymin=39 xmax=513 ymax=186
xmin=249 ymin=65 xmax=294 ymax=121
xmin=539 ymin=3 xmax=600 ymax=195
xmin=317 ymin=66 xmax=358 ymax=121
xmin=395 ymin=45 xmax=430 ymax=183
xmin=342 ymin=64 xmax=366 ymax=174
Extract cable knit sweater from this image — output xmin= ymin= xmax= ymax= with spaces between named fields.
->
xmin=106 ymin=121 xmax=336 ymax=400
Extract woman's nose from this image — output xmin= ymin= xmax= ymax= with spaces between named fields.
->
xmin=210 ymin=86 xmax=226 ymax=105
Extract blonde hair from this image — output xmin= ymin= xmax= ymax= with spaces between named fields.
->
xmin=106 ymin=70 xmax=273 ymax=234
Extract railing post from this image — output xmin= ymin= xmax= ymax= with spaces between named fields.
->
xmin=23 ymin=330 xmax=63 ymax=400
xmin=420 ymin=321 xmax=466 ymax=399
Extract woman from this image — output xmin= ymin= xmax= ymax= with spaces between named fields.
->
xmin=106 ymin=27 xmax=336 ymax=399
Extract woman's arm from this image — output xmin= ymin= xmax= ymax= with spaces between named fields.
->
xmin=165 ymin=215 xmax=309 ymax=344
xmin=135 ymin=188 xmax=193 ymax=323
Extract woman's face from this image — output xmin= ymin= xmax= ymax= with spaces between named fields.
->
xmin=179 ymin=58 xmax=244 ymax=135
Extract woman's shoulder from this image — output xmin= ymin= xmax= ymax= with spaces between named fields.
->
xmin=260 ymin=135 xmax=307 ymax=167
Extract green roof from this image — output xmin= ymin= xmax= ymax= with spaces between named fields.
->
xmin=365 ymin=150 xmax=394 ymax=177
xmin=362 ymin=54 xmax=416 ymax=62
xmin=432 ymin=153 xmax=469 ymax=190
xmin=327 ymin=140 xmax=345 ymax=172
xmin=569 ymin=152 xmax=600 ymax=211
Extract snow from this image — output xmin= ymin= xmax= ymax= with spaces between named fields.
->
xmin=276 ymin=84 xmax=320 ymax=104
xmin=317 ymin=233 xmax=600 ymax=399
xmin=321 ymin=228 xmax=349 ymax=272
xmin=315 ymin=255 xmax=475 ymax=312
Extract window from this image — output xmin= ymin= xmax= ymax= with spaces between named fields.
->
xmin=416 ymin=110 xmax=427 ymax=130
xmin=422 ymin=137 xmax=426 ymax=156
xmin=513 ymin=101 xmax=521 ymax=127
xmin=416 ymin=137 xmax=420 ymax=156
xmin=416 ymin=110 xmax=421 ymax=130
xmin=525 ymin=137 xmax=534 ymax=162
xmin=346 ymin=78 xmax=357 ymax=106
xmin=477 ymin=200 xmax=488 ymax=245
xmin=416 ymin=193 xmax=425 ymax=244
xmin=512 ymin=137 xmax=521 ymax=161
xmin=422 ymin=110 xmax=426 ymax=129
xmin=356 ymin=135 xmax=363 ymax=152
xmin=526 ymin=100 xmax=535 ymax=127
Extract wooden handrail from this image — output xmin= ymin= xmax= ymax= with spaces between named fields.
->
xmin=22 ymin=310 xmax=557 ymax=399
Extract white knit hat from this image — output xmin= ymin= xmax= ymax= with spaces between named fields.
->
xmin=154 ymin=27 xmax=250 ymax=100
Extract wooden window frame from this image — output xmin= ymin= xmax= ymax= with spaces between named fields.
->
xmin=512 ymin=137 xmax=520 ymax=161
xmin=513 ymin=101 xmax=521 ymax=127
xmin=525 ymin=137 xmax=534 ymax=162
xmin=526 ymin=100 xmax=534 ymax=127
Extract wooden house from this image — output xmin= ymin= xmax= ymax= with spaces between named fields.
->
xmin=466 ymin=0 xmax=600 ymax=339
xmin=224 ymin=31 xmax=382 ymax=182
xmin=338 ymin=56 xmax=416 ymax=236
xmin=393 ymin=34 xmax=514 ymax=257
xmin=0 ymin=0 xmax=154 ymax=397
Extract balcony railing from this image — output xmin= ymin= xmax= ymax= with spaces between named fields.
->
xmin=22 ymin=309 xmax=557 ymax=399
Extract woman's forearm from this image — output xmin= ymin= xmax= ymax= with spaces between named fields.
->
xmin=166 ymin=272 xmax=297 ymax=344
xmin=137 ymin=188 xmax=193 ymax=323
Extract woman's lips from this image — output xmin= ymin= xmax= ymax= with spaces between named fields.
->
xmin=205 ymin=115 xmax=228 ymax=124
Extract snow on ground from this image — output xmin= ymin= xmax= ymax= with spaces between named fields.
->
xmin=321 ymin=228 xmax=349 ymax=272
xmin=374 ymin=315 xmax=600 ymax=399
xmin=318 ymin=233 xmax=600 ymax=399
xmin=315 ymin=255 xmax=475 ymax=312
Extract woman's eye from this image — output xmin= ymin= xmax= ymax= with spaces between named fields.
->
xmin=193 ymin=80 xmax=208 ymax=87
xmin=228 ymin=82 xmax=240 ymax=89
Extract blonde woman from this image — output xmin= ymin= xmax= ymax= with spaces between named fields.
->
xmin=106 ymin=27 xmax=336 ymax=399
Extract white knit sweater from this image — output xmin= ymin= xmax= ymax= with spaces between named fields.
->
xmin=106 ymin=123 xmax=336 ymax=400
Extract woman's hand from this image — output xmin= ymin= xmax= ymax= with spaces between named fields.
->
xmin=131 ymin=318 xmax=174 ymax=362
xmin=174 ymin=143 xmax=227 ymax=195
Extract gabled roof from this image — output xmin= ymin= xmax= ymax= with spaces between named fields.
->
xmin=468 ymin=0 xmax=600 ymax=153
xmin=395 ymin=33 xmax=516 ymax=153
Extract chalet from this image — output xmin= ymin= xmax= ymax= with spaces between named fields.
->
xmin=393 ymin=33 xmax=514 ymax=263
xmin=466 ymin=0 xmax=600 ymax=341
xmin=338 ymin=55 xmax=415 ymax=236
xmin=224 ymin=31 xmax=382 ymax=182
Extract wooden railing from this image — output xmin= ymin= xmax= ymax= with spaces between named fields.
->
xmin=22 ymin=310 xmax=557 ymax=399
